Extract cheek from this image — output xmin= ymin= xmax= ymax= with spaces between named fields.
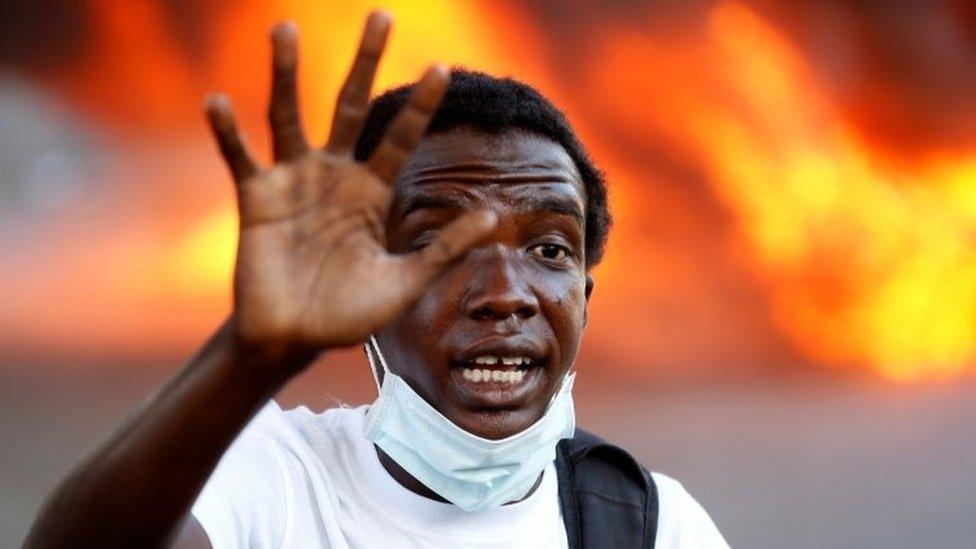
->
xmin=378 ymin=287 xmax=455 ymax=401
xmin=539 ymin=274 xmax=588 ymax=356
xmin=415 ymin=270 xmax=467 ymax=327
xmin=385 ymin=274 xmax=458 ymax=357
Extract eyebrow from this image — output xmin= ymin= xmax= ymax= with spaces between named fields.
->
xmin=521 ymin=195 xmax=585 ymax=226
xmin=399 ymin=195 xmax=470 ymax=220
xmin=399 ymin=193 xmax=584 ymax=226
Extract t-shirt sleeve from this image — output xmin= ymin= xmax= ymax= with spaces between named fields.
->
xmin=652 ymin=472 xmax=730 ymax=549
xmin=191 ymin=432 xmax=290 ymax=549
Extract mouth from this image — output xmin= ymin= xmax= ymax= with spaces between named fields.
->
xmin=449 ymin=339 xmax=549 ymax=408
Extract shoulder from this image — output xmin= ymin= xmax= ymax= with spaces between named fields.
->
xmin=558 ymin=429 xmax=651 ymax=499
xmin=190 ymin=420 xmax=292 ymax=549
xmin=191 ymin=401 xmax=367 ymax=548
xmin=224 ymin=400 xmax=369 ymax=467
xmin=559 ymin=430 xmax=729 ymax=548
xmin=207 ymin=400 xmax=370 ymax=480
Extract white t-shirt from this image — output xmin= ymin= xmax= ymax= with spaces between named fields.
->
xmin=192 ymin=401 xmax=729 ymax=548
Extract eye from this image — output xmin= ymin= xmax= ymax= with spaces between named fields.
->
xmin=529 ymin=243 xmax=571 ymax=262
xmin=409 ymin=231 xmax=438 ymax=251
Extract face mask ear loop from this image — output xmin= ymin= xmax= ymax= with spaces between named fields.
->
xmin=544 ymin=370 xmax=577 ymax=410
xmin=364 ymin=335 xmax=390 ymax=393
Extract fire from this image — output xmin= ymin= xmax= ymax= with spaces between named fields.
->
xmin=4 ymin=0 xmax=975 ymax=381
xmin=585 ymin=2 xmax=976 ymax=380
xmin=707 ymin=4 xmax=976 ymax=381
xmin=166 ymin=209 xmax=238 ymax=298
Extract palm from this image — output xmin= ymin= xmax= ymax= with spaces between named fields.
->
xmin=206 ymin=14 xmax=494 ymax=349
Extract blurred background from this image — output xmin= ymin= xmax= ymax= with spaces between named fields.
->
xmin=2 ymin=0 xmax=976 ymax=546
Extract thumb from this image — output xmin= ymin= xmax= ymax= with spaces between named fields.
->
xmin=403 ymin=209 xmax=497 ymax=286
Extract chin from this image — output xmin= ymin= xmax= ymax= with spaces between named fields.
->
xmin=450 ymin=406 xmax=544 ymax=440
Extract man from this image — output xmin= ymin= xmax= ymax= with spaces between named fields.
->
xmin=25 ymin=11 xmax=728 ymax=549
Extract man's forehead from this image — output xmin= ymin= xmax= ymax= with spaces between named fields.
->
xmin=395 ymin=128 xmax=584 ymax=191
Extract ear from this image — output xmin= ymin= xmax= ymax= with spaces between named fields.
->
xmin=583 ymin=275 xmax=594 ymax=327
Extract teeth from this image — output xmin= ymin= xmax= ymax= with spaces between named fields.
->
xmin=462 ymin=355 xmax=534 ymax=385
xmin=460 ymin=368 xmax=526 ymax=384
xmin=473 ymin=356 xmax=532 ymax=366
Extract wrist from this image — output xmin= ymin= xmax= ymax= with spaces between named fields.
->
xmin=219 ymin=315 xmax=322 ymax=385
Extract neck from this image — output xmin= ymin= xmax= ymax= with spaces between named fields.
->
xmin=374 ymin=444 xmax=543 ymax=506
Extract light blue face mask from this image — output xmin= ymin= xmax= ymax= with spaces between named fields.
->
xmin=363 ymin=335 xmax=577 ymax=512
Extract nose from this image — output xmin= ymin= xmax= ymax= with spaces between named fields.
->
xmin=463 ymin=247 xmax=540 ymax=322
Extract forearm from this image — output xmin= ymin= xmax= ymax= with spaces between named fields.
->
xmin=24 ymin=318 xmax=317 ymax=548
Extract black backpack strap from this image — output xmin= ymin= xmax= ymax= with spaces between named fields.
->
xmin=556 ymin=430 xmax=659 ymax=548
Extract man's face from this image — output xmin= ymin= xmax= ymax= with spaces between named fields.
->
xmin=377 ymin=127 xmax=591 ymax=440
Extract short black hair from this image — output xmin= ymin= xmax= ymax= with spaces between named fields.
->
xmin=354 ymin=68 xmax=611 ymax=267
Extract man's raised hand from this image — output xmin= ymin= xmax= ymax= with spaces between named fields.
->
xmin=205 ymin=12 xmax=496 ymax=353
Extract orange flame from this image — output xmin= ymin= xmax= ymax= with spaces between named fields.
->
xmin=706 ymin=4 xmax=976 ymax=380
xmin=5 ymin=0 xmax=976 ymax=382
xmin=584 ymin=2 xmax=976 ymax=380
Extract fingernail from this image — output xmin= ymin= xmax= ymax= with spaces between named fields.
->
xmin=204 ymin=93 xmax=230 ymax=112
xmin=479 ymin=209 xmax=498 ymax=227
xmin=428 ymin=64 xmax=448 ymax=77
xmin=272 ymin=21 xmax=298 ymax=40
xmin=369 ymin=10 xmax=393 ymax=26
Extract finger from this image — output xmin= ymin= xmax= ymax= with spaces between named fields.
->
xmin=325 ymin=11 xmax=391 ymax=154
xmin=205 ymin=94 xmax=259 ymax=182
xmin=404 ymin=209 xmax=497 ymax=283
xmin=268 ymin=21 xmax=308 ymax=161
xmin=367 ymin=65 xmax=449 ymax=185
